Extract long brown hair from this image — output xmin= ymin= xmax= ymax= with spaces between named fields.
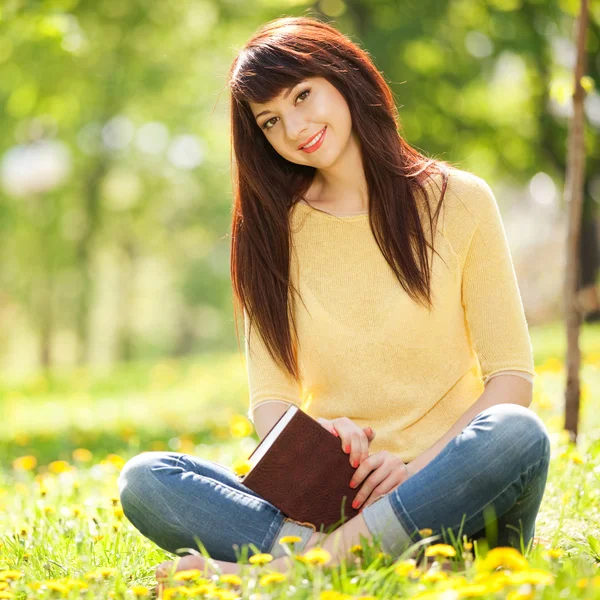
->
xmin=228 ymin=16 xmax=453 ymax=382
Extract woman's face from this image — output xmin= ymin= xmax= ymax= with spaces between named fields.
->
xmin=249 ymin=76 xmax=353 ymax=167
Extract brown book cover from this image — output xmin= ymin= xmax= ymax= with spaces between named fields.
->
xmin=238 ymin=405 xmax=365 ymax=532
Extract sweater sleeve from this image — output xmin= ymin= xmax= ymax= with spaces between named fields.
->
xmin=244 ymin=309 xmax=302 ymax=422
xmin=460 ymin=176 xmax=537 ymax=386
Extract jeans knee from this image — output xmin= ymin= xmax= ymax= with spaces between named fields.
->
xmin=118 ymin=451 xmax=167 ymax=511
xmin=484 ymin=403 xmax=551 ymax=465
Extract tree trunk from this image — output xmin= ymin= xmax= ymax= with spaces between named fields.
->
xmin=564 ymin=0 xmax=589 ymax=441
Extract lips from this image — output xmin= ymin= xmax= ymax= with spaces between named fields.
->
xmin=298 ymin=126 xmax=326 ymax=150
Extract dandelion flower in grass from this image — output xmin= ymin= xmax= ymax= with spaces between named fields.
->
xmin=477 ymin=547 xmax=528 ymax=573
xmin=259 ymin=573 xmax=287 ymax=586
xmin=72 ymin=448 xmax=93 ymax=463
xmin=543 ymin=548 xmax=564 ymax=559
xmin=0 ymin=571 xmax=24 ymax=582
xmin=425 ymin=544 xmax=457 ymax=558
xmin=173 ymin=570 xmax=202 ymax=582
xmin=302 ymin=547 xmax=331 ymax=566
xmin=45 ymin=581 xmax=70 ymax=595
xmin=422 ymin=571 xmax=449 ymax=583
xmin=279 ymin=535 xmax=302 ymax=545
xmin=231 ymin=459 xmax=252 ymax=477
xmin=569 ymin=452 xmax=585 ymax=465
xmin=230 ymin=414 xmax=254 ymax=438
xmin=350 ymin=544 xmax=363 ymax=554
xmin=249 ymin=553 xmax=273 ymax=566
xmin=419 ymin=528 xmax=433 ymax=537
xmin=49 ymin=460 xmax=72 ymax=474
xmin=505 ymin=569 xmax=555 ymax=586
xmin=130 ymin=586 xmax=150 ymax=597
xmin=13 ymin=455 xmax=37 ymax=471
xmin=394 ymin=559 xmax=417 ymax=576
xmin=113 ymin=506 xmax=125 ymax=519
xmin=576 ymin=578 xmax=589 ymax=588
xmin=219 ymin=575 xmax=242 ymax=586
xmin=105 ymin=454 xmax=126 ymax=469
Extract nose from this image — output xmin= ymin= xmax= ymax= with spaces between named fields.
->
xmin=284 ymin=116 xmax=309 ymax=146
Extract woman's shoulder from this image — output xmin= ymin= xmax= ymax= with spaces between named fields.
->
xmin=426 ymin=166 xmax=497 ymax=226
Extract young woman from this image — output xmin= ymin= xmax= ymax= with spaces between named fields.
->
xmin=118 ymin=16 xmax=551 ymax=579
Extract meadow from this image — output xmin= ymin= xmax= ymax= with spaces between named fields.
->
xmin=0 ymin=321 xmax=599 ymax=599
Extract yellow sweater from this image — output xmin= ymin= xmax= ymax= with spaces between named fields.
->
xmin=244 ymin=168 xmax=536 ymax=463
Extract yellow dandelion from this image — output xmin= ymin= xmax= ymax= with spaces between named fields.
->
xmin=507 ymin=568 xmax=555 ymax=586
xmin=111 ymin=522 xmax=121 ymax=533
xmin=231 ymin=459 xmax=252 ymax=477
xmin=570 ymin=452 xmax=585 ymax=465
xmin=506 ymin=592 xmax=535 ymax=600
xmin=302 ymin=547 xmax=331 ymax=566
xmin=110 ymin=496 xmax=120 ymax=506
xmin=72 ymin=448 xmax=93 ymax=463
xmin=279 ymin=535 xmax=303 ymax=545
xmin=105 ymin=454 xmax=126 ymax=469
xmin=45 ymin=581 xmax=70 ymax=595
xmin=477 ymin=547 xmax=528 ymax=572
xmin=319 ymin=592 xmax=343 ymax=600
xmin=219 ymin=574 xmax=242 ymax=586
xmin=422 ymin=571 xmax=449 ymax=583
xmin=425 ymin=544 xmax=457 ymax=558
xmin=17 ymin=525 xmax=29 ymax=537
xmin=48 ymin=460 xmax=72 ymax=474
xmin=210 ymin=590 xmax=237 ymax=600
xmin=576 ymin=578 xmax=589 ymax=588
xmin=113 ymin=506 xmax=124 ymax=519
xmin=458 ymin=583 xmax=493 ymax=596
xmin=130 ymin=586 xmax=150 ymax=597
xmin=0 ymin=592 xmax=13 ymax=599
xmin=172 ymin=569 xmax=202 ymax=581
xmin=350 ymin=544 xmax=363 ymax=554
xmin=419 ymin=528 xmax=433 ymax=537
xmin=544 ymin=548 xmax=564 ymax=559
xmin=162 ymin=589 xmax=178 ymax=600
xmin=43 ymin=505 xmax=55 ymax=516
xmin=13 ymin=455 xmax=37 ymax=471
xmin=394 ymin=559 xmax=417 ymax=576
xmin=71 ymin=505 xmax=85 ymax=517
xmin=249 ymin=553 xmax=273 ymax=566
xmin=93 ymin=534 xmax=104 ymax=542
xmin=27 ymin=582 xmax=42 ymax=591
xmin=230 ymin=414 xmax=254 ymax=438
xmin=0 ymin=583 xmax=7 ymax=591
xmin=259 ymin=573 xmax=287 ymax=586
xmin=0 ymin=571 xmax=24 ymax=582
xmin=39 ymin=485 xmax=49 ymax=497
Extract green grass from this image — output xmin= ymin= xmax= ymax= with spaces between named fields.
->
xmin=0 ymin=320 xmax=599 ymax=599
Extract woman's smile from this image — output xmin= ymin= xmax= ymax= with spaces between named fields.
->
xmin=299 ymin=126 xmax=327 ymax=153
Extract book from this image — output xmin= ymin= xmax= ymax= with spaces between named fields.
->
xmin=238 ymin=405 xmax=365 ymax=531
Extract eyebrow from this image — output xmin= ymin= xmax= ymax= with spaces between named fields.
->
xmin=254 ymin=83 xmax=298 ymax=122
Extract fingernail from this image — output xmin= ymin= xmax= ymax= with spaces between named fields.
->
xmin=344 ymin=445 xmax=350 ymax=453
xmin=352 ymin=460 xmax=358 ymax=468
xmin=352 ymin=500 xmax=359 ymax=509
xmin=333 ymin=430 xmax=339 ymax=437
xmin=349 ymin=481 xmax=356 ymax=488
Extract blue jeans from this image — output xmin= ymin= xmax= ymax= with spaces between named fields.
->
xmin=118 ymin=403 xmax=550 ymax=562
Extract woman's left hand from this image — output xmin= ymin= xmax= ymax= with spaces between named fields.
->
xmin=349 ymin=451 xmax=412 ymax=510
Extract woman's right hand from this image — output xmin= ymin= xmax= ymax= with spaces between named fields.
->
xmin=316 ymin=417 xmax=376 ymax=468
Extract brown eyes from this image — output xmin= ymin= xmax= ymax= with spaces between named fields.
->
xmin=261 ymin=89 xmax=311 ymax=131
